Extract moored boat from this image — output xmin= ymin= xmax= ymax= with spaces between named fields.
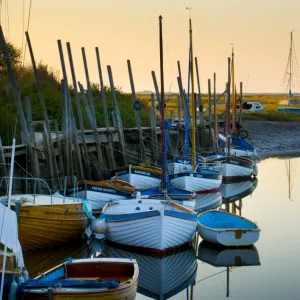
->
xmin=113 ymin=163 xmax=161 ymax=190
xmin=197 ymin=210 xmax=260 ymax=246
xmin=18 ymin=258 xmax=139 ymax=300
xmin=0 ymin=194 xmax=90 ymax=250
xmin=100 ymin=198 xmax=197 ymax=252
xmin=61 ymin=179 xmax=136 ymax=210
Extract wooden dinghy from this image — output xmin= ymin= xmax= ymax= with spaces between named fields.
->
xmin=197 ymin=210 xmax=260 ymax=246
xmin=0 ymin=194 xmax=90 ymax=250
xmin=113 ymin=163 xmax=161 ymax=190
xmin=99 ymin=199 xmax=197 ymax=252
xmin=62 ymin=179 xmax=136 ymax=210
xmin=18 ymin=258 xmax=139 ymax=300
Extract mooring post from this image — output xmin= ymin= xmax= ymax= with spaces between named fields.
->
xmin=54 ymin=120 xmax=64 ymax=179
xmin=66 ymin=42 xmax=92 ymax=179
xmin=57 ymin=40 xmax=84 ymax=181
xmin=0 ymin=26 xmax=40 ymax=183
xmin=26 ymin=31 xmax=59 ymax=190
xmin=127 ymin=59 xmax=145 ymax=161
xmin=0 ymin=137 xmax=8 ymax=193
xmin=107 ymin=65 xmax=128 ymax=165
xmin=177 ymin=61 xmax=186 ymax=112
xmin=25 ymin=96 xmax=35 ymax=143
xmin=95 ymin=47 xmax=116 ymax=169
xmin=213 ymin=73 xmax=218 ymax=152
xmin=150 ymin=94 xmax=159 ymax=161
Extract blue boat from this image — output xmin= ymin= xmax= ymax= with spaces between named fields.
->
xmin=197 ymin=210 xmax=260 ymax=246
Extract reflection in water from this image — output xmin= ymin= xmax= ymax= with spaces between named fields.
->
xmin=95 ymin=239 xmax=198 ymax=299
xmin=221 ymin=178 xmax=258 ymax=203
xmin=284 ymin=158 xmax=298 ymax=200
xmin=197 ymin=241 xmax=260 ymax=297
xmin=194 ymin=191 xmax=222 ymax=213
xmin=23 ymin=240 xmax=90 ymax=278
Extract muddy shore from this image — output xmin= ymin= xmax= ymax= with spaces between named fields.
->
xmin=238 ymin=120 xmax=300 ymax=158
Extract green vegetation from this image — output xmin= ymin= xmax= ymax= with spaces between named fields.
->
xmin=0 ymin=43 xmax=151 ymax=145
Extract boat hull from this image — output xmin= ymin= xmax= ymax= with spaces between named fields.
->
xmin=169 ymin=173 xmax=222 ymax=192
xmin=17 ymin=203 xmax=89 ymax=250
xmin=197 ymin=210 xmax=260 ymax=246
xmin=194 ymin=191 xmax=222 ymax=213
xmin=102 ymin=200 xmax=197 ymax=251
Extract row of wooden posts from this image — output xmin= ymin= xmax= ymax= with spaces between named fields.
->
xmin=0 ymin=25 xmax=241 ymax=193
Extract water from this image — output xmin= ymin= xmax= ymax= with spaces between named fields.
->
xmin=23 ymin=157 xmax=300 ymax=300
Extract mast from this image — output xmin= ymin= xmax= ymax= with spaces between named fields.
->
xmin=159 ymin=15 xmax=166 ymax=190
xmin=225 ymin=57 xmax=231 ymax=156
xmin=289 ymin=31 xmax=293 ymax=97
xmin=231 ymin=47 xmax=237 ymax=135
xmin=189 ymin=19 xmax=196 ymax=170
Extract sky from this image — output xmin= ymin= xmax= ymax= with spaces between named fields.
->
xmin=3 ymin=0 xmax=300 ymax=94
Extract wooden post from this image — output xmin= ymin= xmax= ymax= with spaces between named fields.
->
xmin=25 ymin=31 xmax=59 ymax=189
xmin=195 ymin=57 xmax=205 ymax=149
xmin=25 ymin=96 xmax=35 ymax=143
xmin=81 ymin=47 xmax=96 ymax=124
xmin=177 ymin=61 xmax=186 ymax=111
xmin=150 ymin=94 xmax=159 ymax=162
xmin=0 ymin=137 xmax=8 ymax=193
xmin=57 ymin=40 xmax=84 ymax=181
xmin=127 ymin=59 xmax=145 ymax=161
xmin=66 ymin=42 xmax=91 ymax=179
xmin=177 ymin=95 xmax=182 ymax=126
xmin=95 ymin=47 xmax=116 ymax=169
xmin=107 ymin=65 xmax=127 ymax=165
xmin=54 ymin=120 xmax=64 ymax=178
xmin=0 ymin=26 xmax=40 ymax=182
xmin=238 ymin=82 xmax=243 ymax=131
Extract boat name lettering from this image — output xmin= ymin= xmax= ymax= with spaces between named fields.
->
xmin=91 ymin=186 xmax=116 ymax=193
xmin=134 ymin=170 xmax=151 ymax=176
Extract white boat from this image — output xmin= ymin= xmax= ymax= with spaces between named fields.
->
xmin=238 ymin=101 xmax=266 ymax=112
xmin=194 ymin=190 xmax=223 ymax=213
xmin=61 ymin=179 xmax=136 ymax=210
xmin=197 ymin=210 xmax=260 ymax=246
xmin=100 ymin=240 xmax=198 ymax=299
xmin=198 ymin=240 xmax=261 ymax=267
xmin=113 ymin=164 xmax=161 ymax=190
xmin=168 ymin=161 xmax=222 ymax=192
xmin=221 ymin=178 xmax=258 ymax=203
xmin=99 ymin=198 xmax=197 ymax=251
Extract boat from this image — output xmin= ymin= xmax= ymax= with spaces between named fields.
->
xmin=194 ymin=189 xmax=222 ymax=213
xmin=237 ymin=101 xmax=266 ymax=112
xmin=99 ymin=240 xmax=197 ymax=300
xmin=61 ymin=178 xmax=136 ymax=210
xmin=277 ymin=106 xmax=300 ymax=114
xmin=18 ymin=258 xmax=139 ymax=300
xmin=113 ymin=163 xmax=161 ymax=190
xmin=198 ymin=240 xmax=261 ymax=267
xmin=0 ymin=182 xmax=91 ymax=250
xmin=197 ymin=210 xmax=260 ymax=246
xmin=100 ymin=198 xmax=197 ymax=251
xmin=221 ymin=178 xmax=258 ymax=203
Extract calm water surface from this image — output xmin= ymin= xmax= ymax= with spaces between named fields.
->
xmin=24 ymin=158 xmax=300 ymax=300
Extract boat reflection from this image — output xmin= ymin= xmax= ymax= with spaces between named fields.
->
xmin=221 ymin=178 xmax=258 ymax=203
xmin=198 ymin=240 xmax=260 ymax=297
xmin=93 ymin=239 xmax=198 ymax=299
xmin=284 ymin=158 xmax=298 ymax=200
xmin=194 ymin=190 xmax=222 ymax=213
xmin=23 ymin=240 xmax=90 ymax=278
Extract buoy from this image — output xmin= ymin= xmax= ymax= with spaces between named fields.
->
xmin=9 ymin=278 xmax=18 ymax=300
xmin=18 ymin=275 xmax=24 ymax=284
xmin=23 ymin=269 xmax=29 ymax=281
xmin=91 ymin=218 xmax=107 ymax=234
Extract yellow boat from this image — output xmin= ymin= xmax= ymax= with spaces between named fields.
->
xmin=0 ymin=194 xmax=90 ymax=250
xmin=19 ymin=258 xmax=139 ymax=300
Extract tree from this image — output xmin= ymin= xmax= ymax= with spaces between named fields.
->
xmin=0 ymin=42 xmax=22 ymax=73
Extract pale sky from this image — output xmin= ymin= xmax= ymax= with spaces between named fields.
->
xmin=3 ymin=0 xmax=300 ymax=94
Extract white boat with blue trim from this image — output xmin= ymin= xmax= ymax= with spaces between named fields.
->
xmin=197 ymin=210 xmax=260 ymax=246
xmin=99 ymin=198 xmax=197 ymax=251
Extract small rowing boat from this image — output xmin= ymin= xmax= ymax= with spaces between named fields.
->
xmin=18 ymin=258 xmax=139 ymax=299
xmin=197 ymin=210 xmax=260 ymax=246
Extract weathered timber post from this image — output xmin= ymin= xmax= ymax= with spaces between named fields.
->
xmin=95 ymin=47 xmax=116 ymax=169
xmin=107 ymin=65 xmax=127 ymax=165
xmin=127 ymin=59 xmax=145 ymax=161
xmin=66 ymin=42 xmax=91 ymax=179
xmin=150 ymin=94 xmax=159 ymax=162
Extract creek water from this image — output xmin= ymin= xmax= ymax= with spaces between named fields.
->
xmin=23 ymin=157 xmax=300 ymax=300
